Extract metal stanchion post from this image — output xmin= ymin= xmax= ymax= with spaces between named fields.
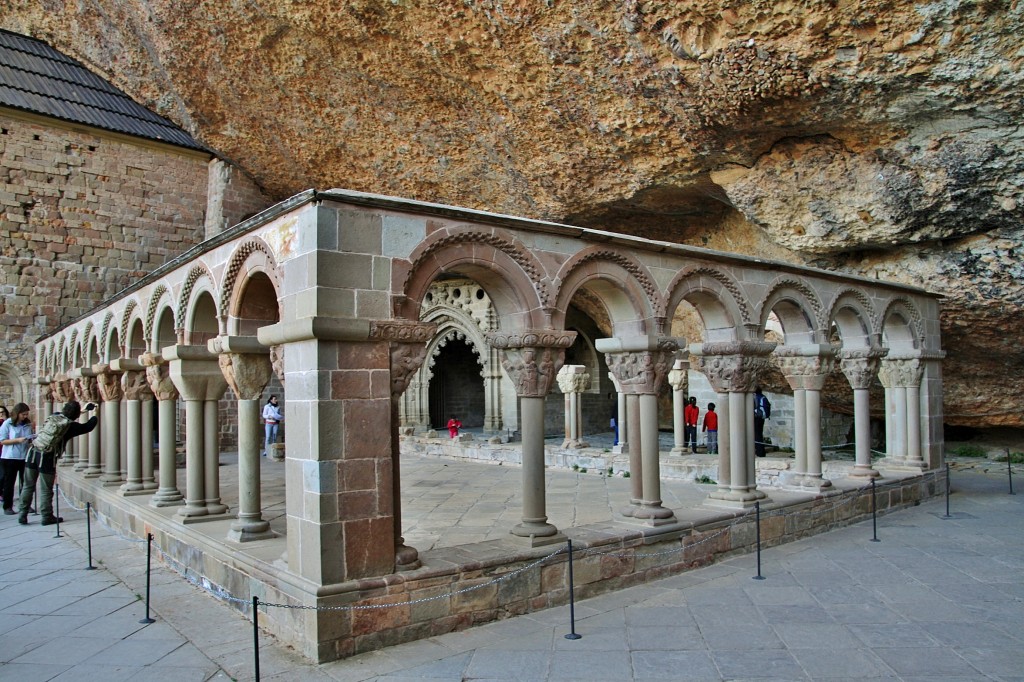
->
xmin=870 ymin=478 xmax=880 ymax=542
xmin=140 ymin=533 xmax=155 ymax=624
xmin=253 ymin=595 xmax=261 ymax=681
xmin=564 ymin=539 xmax=581 ymax=640
xmin=53 ymin=483 xmax=62 ymax=538
xmin=1008 ymin=449 xmax=1015 ymax=496
xmin=943 ymin=463 xmax=952 ymax=518
xmin=86 ymin=502 xmax=96 ymax=570
xmin=752 ymin=501 xmax=765 ymax=580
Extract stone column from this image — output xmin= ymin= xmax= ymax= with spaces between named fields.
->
xmin=70 ymin=370 xmax=103 ymax=478
xmin=204 ymin=398 xmax=228 ymax=515
xmin=612 ymin=387 xmax=627 ymax=454
xmin=487 ymin=329 xmax=576 ymax=544
xmin=370 ymin=320 xmax=436 ymax=570
xmin=557 ymin=365 xmax=590 ymax=448
xmin=691 ymin=341 xmax=774 ymax=508
xmin=164 ymin=344 xmax=230 ymax=522
xmin=879 ymin=357 xmax=926 ymax=470
xmin=599 ymin=336 xmax=680 ymax=525
xmin=95 ymin=364 xmax=124 ymax=486
xmin=113 ymin=359 xmax=150 ymax=495
xmin=839 ymin=348 xmax=887 ymax=479
xmin=140 ymin=391 xmax=157 ymax=490
xmin=776 ymin=346 xmax=835 ymax=492
xmin=212 ymin=335 xmax=276 ymax=542
xmin=668 ymin=358 xmax=688 ymax=455
xmin=483 ymin=347 xmax=504 ymax=433
xmin=144 ymin=352 xmax=184 ymax=507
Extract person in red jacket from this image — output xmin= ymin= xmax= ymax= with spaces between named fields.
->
xmin=683 ymin=397 xmax=699 ymax=454
xmin=447 ymin=415 xmax=462 ymax=439
xmin=702 ymin=402 xmax=718 ymax=455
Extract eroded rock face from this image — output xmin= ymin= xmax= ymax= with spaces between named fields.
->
xmin=3 ymin=1 xmax=1022 ymax=427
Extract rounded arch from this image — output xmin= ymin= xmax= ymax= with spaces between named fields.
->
xmin=826 ymin=288 xmax=877 ymax=350
xmin=879 ymin=296 xmax=925 ymax=352
xmin=119 ymin=299 xmax=141 ymax=353
xmin=145 ymin=284 xmax=173 ymax=344
xmin=55 ymin=336 xmax=67 ymax=374
xmin=0 ymin=364 xmax=29 ymax=406
xmin=758 ymin=277 xmax=824 ymax=346
xmin=663 ymin=266 xmax=749 ymax=343
xmin=222 ymin=238 xmax=283 ymax=336
xmin=176 ymin=263 xmax=218 ymax=333
xmin=399 ymin=228 xmax=550 ymax=332
xmin=551 ymin=247 xmax=659 ymax=337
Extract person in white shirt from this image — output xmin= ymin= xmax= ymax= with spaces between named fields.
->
xmin=0 ymin=403 xmax=33 ymax=514
xmin=262 ymin=395 xmax=283 ymax=456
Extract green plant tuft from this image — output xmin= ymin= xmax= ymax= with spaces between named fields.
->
xmin=951 ymin=444 xmax=987 ymax=458
xmin=623 ymin=471 xmax=630 ymax=478
xmin=696 ymin=474 xmax=717 ymax=485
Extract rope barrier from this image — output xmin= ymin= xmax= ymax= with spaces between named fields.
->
xmin=57 ymin=485 xmax=88 ymax=513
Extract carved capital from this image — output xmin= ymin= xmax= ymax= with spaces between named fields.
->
xmin=667 ymin=358 xmax=689 ymax=392
xmin=692 ymin=341 xmax=775 ymax=393
xmin=774 ymin=348 xmax=836 ymax=392
xmin=142 ymin=352 xmax=179 ymax=401
xmin=498 ymin=346 xmax=565 ymax=398
xmin=218 ymin=353 xmax=273 ymax=401
xmin=74 ymin=376 xmax=101 ymax=404
xmin=121 ymin=370 xmax=153 ymax=401
xmin=879 ymin=357 xmax=923 ymax=389
xmin=838 ymin=348 xmax=888 ymax=390
xmin=556 ymin=365 xmax=591 ymax=394
xmin=485 ymin=329 xmax=577 ymax=351
xmin=369 ymin=320 xmax=437 ymax=398
xmin=605 ymin=349 xmax=675 ymax=395
xmin=93 ymin=364 xmax=124 ymax=402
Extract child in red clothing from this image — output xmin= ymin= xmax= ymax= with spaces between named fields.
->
xmin=683 ymin=397 xmax=700 ymax=453
xmin=702 ymin=403 xmax=718 ymax=454
xmin=447 ymin=416 xmax=462 ymax=439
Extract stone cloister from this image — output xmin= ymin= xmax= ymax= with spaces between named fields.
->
xmin=35 ymin=189 xmax=944 ymax=661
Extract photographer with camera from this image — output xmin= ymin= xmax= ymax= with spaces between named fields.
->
xmin=18 ymin=400 xmax=97 ymax=526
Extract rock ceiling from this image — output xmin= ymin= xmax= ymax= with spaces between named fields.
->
xmin=3 ymin=0 xmax=1021 ymax=427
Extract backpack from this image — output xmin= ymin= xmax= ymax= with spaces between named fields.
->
xmin=754 ymin=394 xmax=771 ymax=420
xmin=33 ymin=413 xmax=72 ymax=455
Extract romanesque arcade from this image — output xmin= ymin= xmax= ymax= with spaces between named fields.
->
xmin=35 ymin=189 xmax=944 ymax=660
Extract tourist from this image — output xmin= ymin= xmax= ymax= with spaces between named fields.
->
xmin=0 ymin=403 xmax=33 ymax=515
xmin=18 ymin=401 xmax=97 ymax=526
xmin=0 ymin=405 xmax=8 ymax=505
xmin=684 ymin=397 xmax=699 ymax=454
xmin=754 ymin=387 xmax=771 ymax=457
xmin=262 ymin=395 xmax=283 ymax=456
xmin=703 ymin=402 xmax=718 ymax=455
xmin=447 ymin=415 xmax=462 ymax=439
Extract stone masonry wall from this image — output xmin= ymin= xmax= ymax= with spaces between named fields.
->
xmin=0 ymin=110 xmax=272 ymax=426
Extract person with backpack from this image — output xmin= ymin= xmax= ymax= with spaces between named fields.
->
xmin=17 ymin=400 xmax=96 ymax=526
xmin=753 ymin=387 xmax=772 ymax=458
xmin=1 ymin=403 xmax=33 ymax=515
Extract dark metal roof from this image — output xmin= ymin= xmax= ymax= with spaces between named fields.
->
xmin=0 ymin=29 xmax=206 ymax=152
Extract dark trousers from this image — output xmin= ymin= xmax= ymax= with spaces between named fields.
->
xmin=1 ymin=459 xmax=25 ymax=510
xmin=754 ymin=416 xmax=767 ymax=457
xmin=684 ymin=425 xmax=698 ymax=452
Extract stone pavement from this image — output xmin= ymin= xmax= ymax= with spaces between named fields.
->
xmin=1 ymin=460 xmax=1022 ymax=681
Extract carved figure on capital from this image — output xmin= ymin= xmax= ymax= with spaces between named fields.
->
xmin=369 ymin=320 xmax=437 ymax=398
xmin=878 ymin=357 xmax=923 ymax=389
xmin=606 ymin=349 xmax=675 ymax=395
xmin=774 ymin=351 xmax=836 ymax=392
xmin=485 ymin=330 xmax=576 ymax=399
xmin=95 ymin=367 xmax=124 ymax=403
xmin=667 ymin=359 xmax=688 ymax=394
xmin=556 ymin=365 xmax=591 ymax=394
xmin=121 ymin=370 xmax=154 ymax=402
xmin=218 ymin=352 xmax=273 ymax=402
xmin=839 ymin=349 xmax=888 ymax=390
xmin=74 ymin=376 xmax=101 ymax=405
xmin=141 ymin=352 xmax=179 ymax=401
xmin=269 ymin=345 xmax=285 ymax=385
xmin=49 ymin=376 xmax=67 ymax=403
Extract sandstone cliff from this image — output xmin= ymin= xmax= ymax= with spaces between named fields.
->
xmin=3 ymin=0 xmax=1021 ymax=427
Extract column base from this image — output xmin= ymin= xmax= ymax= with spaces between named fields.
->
xmin=227 ymin=519 xmax=276 ymax=543
xmin=120 ymin=482 xmax=151 ymax=497
xmin=671 ymin=447 xmax=688 ymax=455
xmin=879 ymin=457 xmax=928 ymax=471
xmin=510 ymin=518 xmax=562 ymax=546
xmin=204 ymin=501 xmax=229 ymax=516
xmin=561 ymin=439 xmax=589 ymax=449
xmin=396 ymin=543 xmax=422 ymax=572
xmin=180 ymin=510 xmax=232 ymax=525
xmin=84 ymin=468 xmax=102 ymax=478
xmin=74 ymin=462 xmax=88 ymax=472
xmin=150 ymin=489 xmax=184 ymax=507
xmin=846 ymin=465 xmax=881 ymax=479
xmin=612 ymin=444 xmax=626 ymax=455
xmin=142 ymin=481 xmax=159 ymax=490
xmin=176 ymin=503 xmax=209 ymax=519
xmin=703 ymin=488 xmax=769 ymax=509
xmin=630 ymin=504 xmax=677 ymax=526
xmin=509 ymin=527 xmax=566 ymax=547
xmin=100 ymin=476 xmax=124 ymax=487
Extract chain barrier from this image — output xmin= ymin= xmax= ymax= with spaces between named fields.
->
xmin=80 ymin=502 xmax=147 ymax=544
xmin=57 ymin=485 xmax=88 ymax=513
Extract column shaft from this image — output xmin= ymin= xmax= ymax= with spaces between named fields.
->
xmin=122 ymin=399 xmax=143 ymax=492
xmin=906 ymin=385 xmax=922 ymax=464
xmin=636 ymin=393 xmax=673 ymax=521
xmin=228 ymin=398 xmax=271 ymax=541
xmin=805 ymin=389 xmax=829 ymax=487
xmin=716 ymin=394 xmax=731 ymax=495
xmin=511 ymin=396 xmax=557 ymax=538
xmin=100 ymin=401 xmax=122 ymax=484
xmin=151 ymin=398 xmax=184 ymax=506
xmin=627 ymin=393 xmax=643 ymax=506
xmin=203 ymin=399 xmax=227 ymax=515
xmin=894 ymin=386 xmax=908 ymax=459
xmin=849 ymin=388 xmax=878 ymax=478
xmin=178 ymin=399 xmax=207 ymax=518
xmin=793 ymin=389 xmax=807 ymax=477
xmin=85 ymin=410 xmax=101 ymax=477
xmin=671 ymin=387 xmax=685 ymax=454
xmin=141 ymin=399 xmax=157 ymax=489
xmin=729 ymin=391 xmax=748 ymax=493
